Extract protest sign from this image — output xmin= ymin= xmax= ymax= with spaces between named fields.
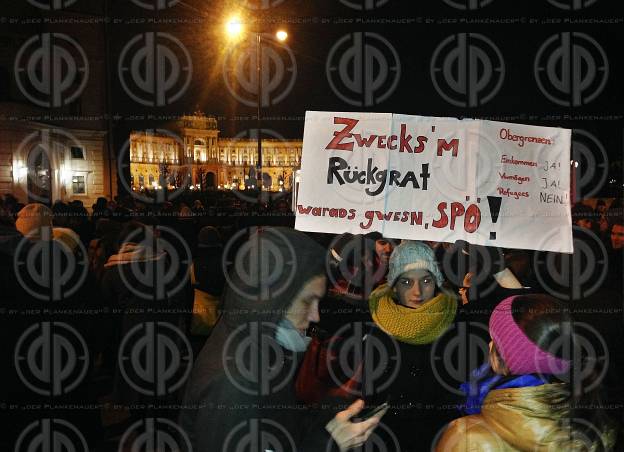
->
xmin=295 ymin=111 xmax=573 ymax=253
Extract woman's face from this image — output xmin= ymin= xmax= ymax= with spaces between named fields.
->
xmin=394 ymin=269 xmax=436 ymax=308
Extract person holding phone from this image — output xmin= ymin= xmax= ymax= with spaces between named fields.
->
xmin=179 ymin=228 xmax=387 ymax=452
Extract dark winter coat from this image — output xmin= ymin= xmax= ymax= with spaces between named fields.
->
xmin=179 ymin=227 xmax=339 ymax=452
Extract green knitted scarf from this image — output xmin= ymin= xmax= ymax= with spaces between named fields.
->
xmin=369 ymin=284 xmax=457 ymax=345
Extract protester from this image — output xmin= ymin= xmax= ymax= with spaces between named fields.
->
xmin=327 ymin=233 xmax=390 ymax=300
xmin=100 ymin=220 xmax=192 ymax=408
xmin=436 ymin=294 xmax=618 ymax=451
xmin=179 ymin=228 xmax=387 ymax=451
xmin=609 ymin=217 xmax=623 ymax=251
xmin=572 ymin=202 xmax=596 ymax=231
xmin=92 ymin=196 xmax=112 ymax=222
xmin=360 ymin=240 xmax=461 ymax=449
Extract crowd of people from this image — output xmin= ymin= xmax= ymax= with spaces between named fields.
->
xmin=0 ymin=192 xmax=622 ymax=451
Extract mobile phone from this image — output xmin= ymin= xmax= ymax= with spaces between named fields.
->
xmin=352 ymin=402 xmax=389 ymax=423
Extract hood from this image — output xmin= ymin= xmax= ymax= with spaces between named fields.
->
xmin=481 ymin=384 xmax=615 ymax=451
xmin=183 ymin=227 xmax=326 ymax=405
xmin=221 ymin=227 xmax=326 ymax=330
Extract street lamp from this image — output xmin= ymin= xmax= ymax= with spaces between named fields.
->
xmin=225 ymin=17 xmax=288 ymax=192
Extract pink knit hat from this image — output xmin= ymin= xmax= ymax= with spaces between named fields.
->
xmin=489 ymin=296 xmax=571 ymax=375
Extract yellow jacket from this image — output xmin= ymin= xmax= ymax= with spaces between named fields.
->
xmin=435 ymin=384 xmax=616 ymax=451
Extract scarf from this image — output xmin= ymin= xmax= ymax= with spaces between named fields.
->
xmin=369 ymin=284 xmax=457 ymax=345
xmin=460 ymin=362 xmax=549 ymax=415
xmin=274 ymin=318 xmax=312 ymax=352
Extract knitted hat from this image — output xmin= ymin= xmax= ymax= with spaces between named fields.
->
xmin=15 ymin=203 xmax=53 ymax=239
xmin=387 ymin=241 xmax=444 ymax=288
xmin=489 ymin=296 xmax=570 ymax=375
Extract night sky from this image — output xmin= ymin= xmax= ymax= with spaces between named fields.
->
xmin=3 ymin=0 xmax=623 ymax=197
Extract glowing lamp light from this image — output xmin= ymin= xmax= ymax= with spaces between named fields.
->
xmin=276 ymin=30 xmax=288 ymax=42
xmin=226 ymin=17 xmax=243 ymax=38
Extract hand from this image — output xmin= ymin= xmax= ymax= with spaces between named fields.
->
xmin=325 ymin=399 xmax=387 ymax=451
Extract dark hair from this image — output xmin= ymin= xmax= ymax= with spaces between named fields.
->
xmin=509 ymin=294 xmax=616 ymax=450
xmin=510 ymin=294 xmax=572 ymax=360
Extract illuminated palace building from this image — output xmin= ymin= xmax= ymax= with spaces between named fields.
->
xmin=129 ymin=114 xmax=302 ymax=192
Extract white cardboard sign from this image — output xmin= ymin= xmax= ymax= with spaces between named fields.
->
xmin=295 ymin=111 xmax=573 ymax=253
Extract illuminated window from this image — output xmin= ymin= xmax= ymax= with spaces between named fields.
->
xmin=72 ymin=175 xmax=86 ymax=194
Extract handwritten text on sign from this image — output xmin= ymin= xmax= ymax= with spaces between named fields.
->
xmin=295 ymin=112 xmax=572 ymax=253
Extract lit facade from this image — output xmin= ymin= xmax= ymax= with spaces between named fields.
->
xmin=129 ymin=114 xmax=302 ymax=192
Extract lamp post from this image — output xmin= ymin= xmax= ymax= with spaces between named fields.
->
xmin=226 ymin=17 xmax=288 ymax=193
